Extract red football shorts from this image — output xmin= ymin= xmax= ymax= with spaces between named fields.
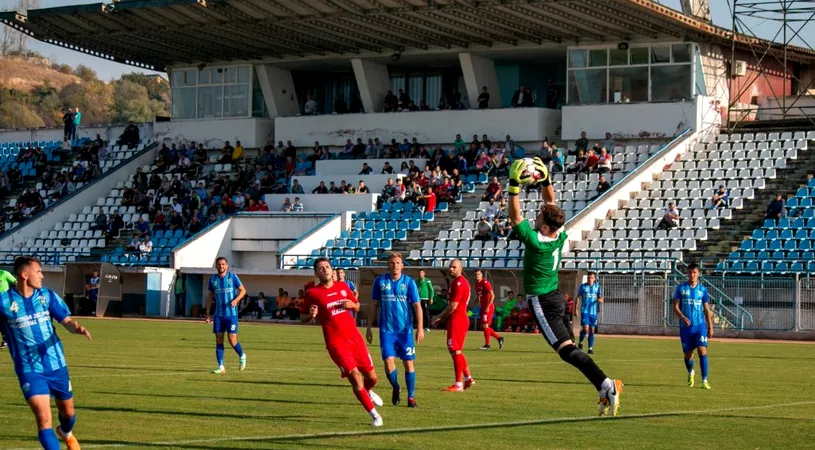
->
xmin=480 ymin=303 xmax=495 ymax=326
xmin=446 ymin=317 xmax=469 ymax=352
xmin=326 ymin=332 xmax=374 ymax=378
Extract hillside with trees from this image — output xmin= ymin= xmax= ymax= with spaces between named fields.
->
xmin=0 ymin=54 xmax=169 ymax=130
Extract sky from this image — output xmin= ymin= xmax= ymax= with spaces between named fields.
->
xmin=1 ymin=0 xmax=814 ymax=81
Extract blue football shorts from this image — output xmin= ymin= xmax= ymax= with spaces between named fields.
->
xmin=379 ymin=331 xmax=415 ymax=361
xmin=580 ymin=313 xmax=598 ymax=328
xmin=679 ymin=324 xmax=708 ymax=353
xmin=213 ymin=315 xmax=239 ymax=335
xmin=18 ymin=367 xmax=72 ymax=401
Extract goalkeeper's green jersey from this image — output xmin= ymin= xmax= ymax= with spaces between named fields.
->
xmin=512 ymin=221 xmax=568 ymax=295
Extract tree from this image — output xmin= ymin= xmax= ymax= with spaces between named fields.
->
xmin=112 ymin=79 xmax=154 ymax=123
xmin=0 ymin=101 xmax=45 ymax=129
xmin=0 ymin=0 xmax=40 ymax=56
xmin=72 ymin=64 xmax=98 ymax=83
xmin=59 ymin=81 xmax=113 ymax=125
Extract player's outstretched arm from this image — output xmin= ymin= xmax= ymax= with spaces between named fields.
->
xmin=507 ymin=159 xmax=526 ymax=227
xmin=61 ymin=318 xmax=92 ymax=340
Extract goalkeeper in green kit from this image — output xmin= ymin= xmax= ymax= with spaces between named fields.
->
xmin=0 ymin=269 xmax=15 ymax=348
xmin=507 ymin=157 xmax=624 ymax=417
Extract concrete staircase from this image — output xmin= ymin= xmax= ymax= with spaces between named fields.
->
xmin=385 ymin=186 xmax=486 ymax=265
xmin=685 ymin=138 xmax=815 ymax=265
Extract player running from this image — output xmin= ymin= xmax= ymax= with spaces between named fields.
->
xmin=302 ymin=257 xmax=384 ymax=426
xmin=576 ymin=272 xmax=603 ymax=354
xmin=205 ymin=257 xmax=247 ymax=374
xmin=0 ymin=256 xmax=91 ymax=450
xmin=507 ymin=157 xmax=623 ymax=417
xmin=431 ymin=259 xmax=474 ymax=392
xmin=672 ymin=263 xmax=714 ymax=389
xmin=475 ymin=270 xmax=504 ymax=350
xmin=0 ymin=268 xmax=15 ymax=349
xmin=367 ymin=252 xmax=424 ymax=408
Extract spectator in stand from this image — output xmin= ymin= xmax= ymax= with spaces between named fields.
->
xmin=357 ymin=181 xmax=370 ymax=194
xmin=765 ymin=193 xmax=785 ymax=221
xmin=419 ymin=186 xmax=436 ymax=212
xmin=90 ymin=207 xmax=107 ymax=231
xmin=134 ymin=216 xmax=151 ymax=238
xmin=657 ymin=202 xmax=680 ymax=230
xmin=293 ymin=197 xmax=304 ymax=212
xmin=72 ymin=107 xmax=82 ymax=139
xmin=397 ymin=89 xmax=411 ymax=110
xmin=419 ymin=100 xmax=430 ymax=111
xmin=169 ymin=210 xmax=184 ymax=231
xmin=482 ymin=176 xmax=503 ymax=201
xmin=378 ymin=178 xmax=397 ymax=208
xmin=232 ymin=141 xmax=244 ymax=164
xmin=567 ymin=150 xmax=586 ymax=174
xmin=711 ymin=185 xmax=729 ymax=209
xmin=551 ymin=149 xmax=564 ymax=173
xmin=477 ymin=86 xmax=490 ymax=109
xmin=597 ymin=148 xmax=612 ymax=173
xmin=453 ymin=134 xmax=466 ymax=154
xmin=291 ymin=180 xmax=304 ymax=194
xmin=126 ymin=232 xmax=141 ymax=252
xmin=474 ymin=217 xmax=492 ymax=242
xmin=344 ymin=181 xmax=356 ymax=194
xmin=492 ymin=217 xmax=513 ymax=241
xmin=584 ymin=149 xmax=599 ymax=173
xmin=280 ymin=197 xmax=293 ymax=212
xmin=359 ymin=163 xmax=373 ymax=175
xmin=304 ymin=93 xmax=318 ymax=115
xmin=329 ymin=181 xmax=342 ymax=194
xmin=294 ymin=156 xmax=309 ymax=176
xmin=62 ymin=108 xmax=74 ymax=141
xmin=333 ymin=95 xmax=349 ymax=114
xmin=384 ymin=90 xmax=398 ymax=112
xmin=117 ymin=122 xmax=140 ymax=149
xmin=188 ymin=216 xmax=204 ymax=236
xmin=601 ymin=132 xmax=615 ymax=152
xmin=595 ymin=175 xmax=611 ymax=199
xmin=381 ymin=161 xmax=394 ymax=174
xmin=139 ymin=235 xmax=153 ymax=257
xmin=312 ymin=181 xmax=329 ymax=194
xmin=481 ymin=199 xmax=501 ymax=221
xmin=511 ymin=85 xmax=534 ymax=107
xmin=575 ymin=131 xmax=590 ymax=153
xmin=539 ymin=141 xmax=552 ymax=165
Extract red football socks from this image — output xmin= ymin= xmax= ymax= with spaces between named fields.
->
xmin=353 ymin=388 xmax=375 ymax=412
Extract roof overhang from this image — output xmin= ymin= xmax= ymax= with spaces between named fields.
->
xmin=2 ymin=0 xmax=813 ymax=71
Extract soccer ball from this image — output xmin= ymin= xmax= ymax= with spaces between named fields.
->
xmin=519 ymin=157 xmax=547 ymax=184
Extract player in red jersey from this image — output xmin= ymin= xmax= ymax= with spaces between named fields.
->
xmin=300 ymin=257 xmax=384 ymax=427
xmin=431 ymin=259 xmax=474 ymax=392
xmin=475 ymin=269 xmax=504 ymax=351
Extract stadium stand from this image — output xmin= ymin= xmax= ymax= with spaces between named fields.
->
xmin=720 ymin=176 xmax=815 ymax=274
xmin=413 ymin=141 xmax=668 ymax=268
xmin=568 ymin=130 xmax=813 ymax=272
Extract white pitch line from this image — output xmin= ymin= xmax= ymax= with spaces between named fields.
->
xmin=7 ymin=400 xmax=815 ymax=450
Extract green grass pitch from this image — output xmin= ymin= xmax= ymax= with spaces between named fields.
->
xmin=1 ymin=319 xmax=813 ymax=449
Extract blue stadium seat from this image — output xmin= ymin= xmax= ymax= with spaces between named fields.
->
xmin=358 ymin=238 xmax=369 ymax=248
xmin=783 ymin=240 xmax=797 ymax=251
xmin=792 ymin=218 xmax=806 ymax=228
xmin=347 ymin=239 xmax=358 ymax=248
xmin=383 ymin=230 xmax=395 ymax=241
xmin=763 ymin=219 xmax=776 ymax=228
xmin=775 ymin=262 xmax=789 ymax=273
xmin=437 ymin=202 xmax=449 ymax=212
xmin=395 ymin=230 xmax=407 ymax=241
xmin=790 ymin=262 xmax=804 ymax=272
xmin=779 ymin=218 xmax=791 ymax=228
xmin=788 ymin=198 xmax=799 ymax=208
xmin=801 ymin=240 xmax=812 ymax=251
xmin=780 ymin=229 xmax=793 ymax=240
xmin=746 ymin=261 xmax=759 ymax=272
xmin=769 ymin=240 xmax=782 ymax=250
xmin=751 ymin=230 xmax=764 ymax=240
xmin=739 ymin=240 xmax=753 ymax=250
xmin=771 ymin=250 xmax=784 ymax=259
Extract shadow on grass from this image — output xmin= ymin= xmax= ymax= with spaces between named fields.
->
xmin=79 ymin=404 xmax=312 ymax=421
xmin=91 ymin=390 xmax=348 ymax=407
xmin=187 ymin=379 xmax=349 ymax=389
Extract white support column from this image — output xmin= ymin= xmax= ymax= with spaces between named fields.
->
xmin=255 ymin=64 xmax=300 ymax=117
xmin=459 ymin=53 xmax=502 ymax=109
xmin=351 ymin=58 xmax=390 ymax=113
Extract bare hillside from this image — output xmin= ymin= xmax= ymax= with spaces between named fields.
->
xmin=0 ymin=56 xmax=81 ymax=91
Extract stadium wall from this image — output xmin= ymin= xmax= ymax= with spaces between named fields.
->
xmin=315 ymin=159 xmax=428 ymax=176
xmin=0 ymin=145 xmax=158 ymax=249
xmin=153 ymin=118 xmax=274 ymax=148
xmin=0 ymin=123 xmax=152 ymax=145
xmin=273 ymin=108 xmax=562 ymax=147
xmin=291 ymin=174 xmax=405 ymax=193
xmin=561 ymin=100 xmax=697 ymax=140
xmin=263 ymin=194 xmax=379 ymax=213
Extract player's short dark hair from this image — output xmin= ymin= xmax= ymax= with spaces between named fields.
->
xmin=588 ymin=271 xmax=597 ymax=277
xmin=215 ymin=256 xmax=228 ymax=264
xmin=539 ymin=204 xmax=566 ymax=230
xmin=313 ymin=257 xmax=330 ymax=271
xmin=14 ymin=256 xmax=40 ymax=276
xmin=687 ymin=263 xmax=700 ymax=272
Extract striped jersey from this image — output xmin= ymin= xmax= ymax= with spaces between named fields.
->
xmin=577 ymin=283 xmax=602 ymax=316
xmin=0 ymin=287 xmax=71 ymax=375
xmin=208 ymin=272 xmax=243 ymax=317
xmin=372 ymin=274 xmax=420 ymax=333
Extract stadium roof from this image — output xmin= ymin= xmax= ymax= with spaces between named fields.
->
xmin=2 ymin=0 xmax=814 ymax=71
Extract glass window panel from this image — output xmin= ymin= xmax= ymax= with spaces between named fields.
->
xmin=694 ymin=52 xmax=707 ymax=96
xmin=390 ymin=74 xmax=406 ymax=94
xmin=224 ymin=67 xmax=238 ymax=84
xmin=568 ymin=68 xmax=607 ymax=104
xmin=609 ymin=67 xmax=649 ymax=103
xmin=407 ymin=74 xmax=423 ymax=105
xmin=172 ymin=69 xmax=197 ymax=87
xmin=224 ymin=85 xmax=249 ymax=117
xmin=651 ymin=45 xmax=671 ymax=64
xmin=197 ymin=86 xmax=223 ymax=118
xmin=589 ymin=49 xmax=608 ymax=67
xmin=630 ymin=47 xmax=649 ymax=65
xmin=651 ymin=65 xmax=692 ymax=101
xmin=171 ymin=87 xmax=196 ymax=119
xmin=252 ymin=68 xmax=267 ymax=118
xmin=198 ymin=68 xmax=211 ymax=85
xmin=672 ymin=44 xmax=691 ymax=63
xmin=425 ymin=73 xmax=441 ymax=108
xmin=569 ymin=49 xmax=587 ymax=68
xmin=237 ymin=66 xmax=250 ymax=84
xmin=212 ymin=69 xmax=223 ymax=84
xmin=610 ymin=48 xmax=628 ymax=66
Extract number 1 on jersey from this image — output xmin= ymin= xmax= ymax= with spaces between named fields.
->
xmin=552 ymin=250 xmax=559 ymax=270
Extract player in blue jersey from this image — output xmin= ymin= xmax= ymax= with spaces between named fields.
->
xmin=336 ymin=268 xmax=358 ymax=298
xmin=576 ymin=271 xmax=604 ymax=354
xmin=0 ymin=256 xmax=91 ymax=450
xmin=672 ymin=263 xmax=714 ymax=390
xmin=366 ymin=252 xmax=424 ymax=408
xmin=205 ymin=256 xmax=248 ymax=374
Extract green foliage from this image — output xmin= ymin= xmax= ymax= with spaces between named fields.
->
xmin=112 ymin=79 xmax=153 ymax=123
xmin=0 ymin=101 xmax=45 ymax=129
xmin=72 ymin=64 xmax=98 ymax=82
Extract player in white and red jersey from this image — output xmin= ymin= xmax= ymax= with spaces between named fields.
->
xmin=301 ymin=257 xmax=384 ymax=427
xmin=431 ymin=259 xmax=474 ymax=392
